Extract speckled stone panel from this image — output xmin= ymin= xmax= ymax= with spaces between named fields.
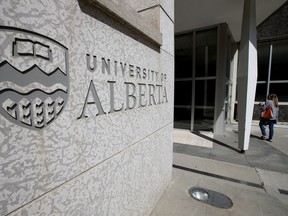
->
xmin=11 ymin=124 xmax=173 ymax=216
xmin=123 ymin=0 xmax=174 ymax=22
xmin=160 ymin=7 xmax=175 ymax=56
xmin=160 ymin=0 xmax=175 ymax=21
xmin=0 ymin=0 xmax=174 ymax=215
xmin=257 ymin=2 xmax=288 ymax=40
xmin=124 ymin=0 xmax=158 ymax=11
xmin=139 ymin=6 xmax=161 ymax=30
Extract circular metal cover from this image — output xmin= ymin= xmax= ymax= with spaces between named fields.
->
xmin=189 ymin=187 xmax=233 ymax=209
xmin=190 ymin=188 xmax=209 ymax=201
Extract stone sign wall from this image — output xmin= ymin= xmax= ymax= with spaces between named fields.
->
xmin=0 ymin=0 xmax=174 ymax=215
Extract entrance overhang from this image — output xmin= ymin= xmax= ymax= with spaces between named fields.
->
xmin=175 ymin=0 xmax=286 ymax=41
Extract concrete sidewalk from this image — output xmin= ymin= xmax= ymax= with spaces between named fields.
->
xmin=151 ymin=124 xmax=288 ymax=216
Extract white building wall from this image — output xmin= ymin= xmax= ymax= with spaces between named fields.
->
xmin=0 ymin=0 xmax=174 ymax=215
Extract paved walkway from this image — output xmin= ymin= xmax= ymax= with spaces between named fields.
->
xmin=151 ymin=124 xmax=288 ymax=216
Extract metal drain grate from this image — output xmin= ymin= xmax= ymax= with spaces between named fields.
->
xmin=189 ymin=187 xmax=233 ymax=209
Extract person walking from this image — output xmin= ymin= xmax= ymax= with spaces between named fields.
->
xmin=259 ymin=94 xmax=279 ymax=142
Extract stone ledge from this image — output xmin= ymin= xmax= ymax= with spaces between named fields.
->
xmin=89 ymin=0 xmax=162 ymax=46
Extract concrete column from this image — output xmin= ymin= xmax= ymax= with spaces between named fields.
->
xmin=230 ymin=46 xmax=238 ymax=123
xmin=237 ymin=0 xmax=258 ymax=151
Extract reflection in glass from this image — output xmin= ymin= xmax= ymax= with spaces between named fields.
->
xmin=193 ymin=80 xmax=215 ymax=131
xmin=193 ymin=108 xmax=214 ymax=131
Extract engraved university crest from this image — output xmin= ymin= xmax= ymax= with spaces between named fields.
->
xmin=0 ymin=26 xmax=69 ymax=130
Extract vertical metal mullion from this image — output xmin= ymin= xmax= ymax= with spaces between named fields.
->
xmin=191 ymin=30 xmax=196 ymax=132
xmin=204 ymin=46 xmax=208 ymax=116
xmin=267 ymin=42 xmax=273 ymax=97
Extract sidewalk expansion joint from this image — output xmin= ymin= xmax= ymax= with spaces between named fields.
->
xmin=279 ymin=189 xmax=288 ymax=196
xmin=173 ymin=164 xmax=265 ymax=190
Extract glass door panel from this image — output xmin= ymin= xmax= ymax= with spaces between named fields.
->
xmin=174 ymin=28 xmax=218 ymax=132
xmin=195 ymin=80 xmax=216 ymax=107
xmin=193 ymin=107 xmax=214 ymax=131
xmin=174 ymin=34 xmax=193 ymax=129
xmin=193 ymin=79 xmax=216 ymax=131
xmin=193 ymin=29 xmax=217 ymax=131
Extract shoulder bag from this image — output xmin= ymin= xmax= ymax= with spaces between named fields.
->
xmin=261 ymin=107 xmax=273 ymax=119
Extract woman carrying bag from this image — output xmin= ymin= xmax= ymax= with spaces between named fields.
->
xmin=259 ymin=94 xmax=279 ymax=142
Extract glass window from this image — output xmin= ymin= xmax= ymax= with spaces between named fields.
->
xmin=271 ymin=39 xmax=288 ymax=80
xmin=257 ymin=42 xmax=270 ymax=81
xmin=208 ymin=45 xmax=217 ymax=76
xmin=196 ymin=46 xmax=205 ymax=76
xmin=269 ymin=83 xmax=288 ymax=102
xmin=193 ymin=108 xmax=214 ymax=131
xmin=195 ymin=80 xmax=216 ymax=107
xmin=195 ymin=29 xmax=217 ymax=77
xmin=255 ymin=83 xmax=267 ymax=101
xmin=174 ymin=107 xmax=192 ymax=130
xmin=175 ymin=34 xmax=193 ymax=79
xmin=175 ymin=34 xmax=193 ymax=130
xmin=174 ymin=81 xmax=192 ymax=105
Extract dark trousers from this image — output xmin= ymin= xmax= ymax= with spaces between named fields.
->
xmin=259 ymin=118 xmax=276 ymax=140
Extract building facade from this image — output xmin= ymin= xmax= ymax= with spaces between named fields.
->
xmin=174 ymin=0 xmax=287 ymax=150
xmin=253 ymin=1 xmax=288 ymax=122
xmin=0 ymin=0 xmax=174 ymax=215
